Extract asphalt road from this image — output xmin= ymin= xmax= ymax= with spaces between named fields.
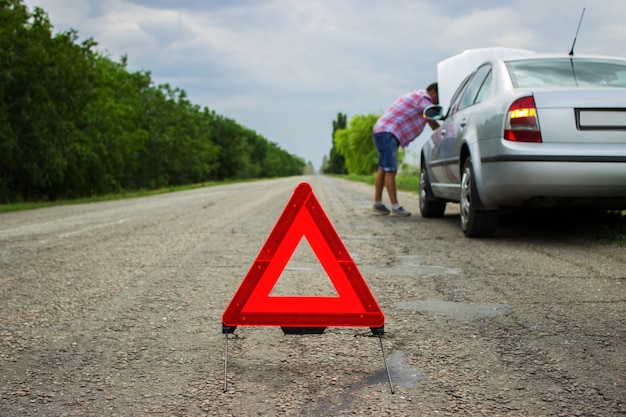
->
xmin=1 ymin=175 xmax=624 ymax=416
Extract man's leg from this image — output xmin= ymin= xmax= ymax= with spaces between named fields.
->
xmin=384 ymin=170 xmax=398 ymax=206
xmin=373 ymin=132 xmax=399 ymax=214
xmin=374 ymin=168 xmax=385 ymax=202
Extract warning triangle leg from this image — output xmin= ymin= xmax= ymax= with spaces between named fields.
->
xmin=223 ymin=331 xmax=229 ymax=392
xmin=378 ymin=333 xmax=395 ymax=394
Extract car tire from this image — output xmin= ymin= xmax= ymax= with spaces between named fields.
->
xmin=419 ymin=164 xmax=446 ymax=218
xmin=460 ymin=158 xmax=499 ymax=237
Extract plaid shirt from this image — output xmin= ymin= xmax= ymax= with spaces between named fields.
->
xmin=373 ymin=90 xmax=432 ymax=148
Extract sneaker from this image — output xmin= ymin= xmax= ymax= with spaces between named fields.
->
xmin=390 ymin=206 xmax=411 ymax=217
xmin=371 ymin=202 xmax=391 ymax=215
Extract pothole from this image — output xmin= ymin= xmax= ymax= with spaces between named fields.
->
xmin=395 ymin=300 xmax=512 ymax=321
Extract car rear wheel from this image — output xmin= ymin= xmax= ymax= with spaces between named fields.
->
xmin=460 ymin=158 xmax=499 ymax=237
xmin=419 ymin=164 xmax=446 ymax=218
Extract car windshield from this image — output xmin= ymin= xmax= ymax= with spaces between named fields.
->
xmin=506 ymin=58 xmax=626 ymax=88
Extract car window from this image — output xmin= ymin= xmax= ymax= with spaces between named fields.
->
xmin=446 ymin=73 xmax=472 ymax=117
xmin=507 ymin=58 xmax=626 ymax=88
xmin=474 ymin=69 xmax=493 ymax=104
xmin=458 ymin=65 xmax=492 ymax=110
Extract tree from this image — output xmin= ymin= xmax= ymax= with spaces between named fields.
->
xmin=323 ymin=112 xmax=347 ymax=174
xmin=0 ymin=0 xmax=305 ymax=203
xmin=334 ymin=113 xmax=381 ymax=175
xmin=0 ymin=3 xmax=100 ymax=200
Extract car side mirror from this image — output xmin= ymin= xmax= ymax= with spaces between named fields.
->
xmin=424 ymin=105 xmax=444 ymax=120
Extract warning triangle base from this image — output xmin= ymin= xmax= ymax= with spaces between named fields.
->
xmin=281 ymin=326 xmax=326 ymax=335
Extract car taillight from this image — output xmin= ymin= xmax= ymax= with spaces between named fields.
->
xmin=504 ymin=96 xmax=542 ymax=142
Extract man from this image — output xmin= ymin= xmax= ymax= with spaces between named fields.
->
xmin=372 ymin=82 xmax=439 ymax=216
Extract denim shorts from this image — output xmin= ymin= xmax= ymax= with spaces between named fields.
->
xmin=373 ymin=132 xmax=399 ymax=172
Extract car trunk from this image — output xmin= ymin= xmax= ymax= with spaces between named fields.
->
xmin=532 ymin=89 xmax=626 ymax=144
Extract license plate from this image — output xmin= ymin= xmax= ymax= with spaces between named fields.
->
xmin=577 ymin=109 xmax=626 ymax=130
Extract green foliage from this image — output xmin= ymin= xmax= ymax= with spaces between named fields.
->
xmin=329 ymin=112 xmax=409 ymax=176
xmin=0 ymin=0 xmax=305 ymax=203
xmin=337 ymin=172 xmax=418 ymax=192
xmin=395 ymin=171 xmax=420 ymax=192
xmin=334 ymin=113 xmax=381 ymax=175
xmin=322 ymin=112 xmax=347 ymax=174
xmin=332 ymin=112 xmax=347 ymax=134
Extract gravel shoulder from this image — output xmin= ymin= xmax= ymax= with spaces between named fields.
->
xmin=1 ymin=175 xmax=624 ymax=416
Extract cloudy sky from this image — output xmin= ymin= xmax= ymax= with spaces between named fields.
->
xmin=23 ymin=0 xmax=626 ymax=170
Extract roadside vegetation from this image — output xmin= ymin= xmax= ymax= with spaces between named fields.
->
xmin=340 ymin=172 xmax=419 ymax=193
xmin=0 ymin=179 xmax=260 ymax=214
xmin=1 ymin=1 xmax=308 ymax=205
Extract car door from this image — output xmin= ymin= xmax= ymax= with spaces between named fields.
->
xmin=427 ymin=75 xmax=471 ymax=197
xmin=439 ymin=65 xmax=493 ymax=186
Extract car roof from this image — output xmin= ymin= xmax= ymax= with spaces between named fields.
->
xmin=499 ymin=53 xmax=626 ymax=62
xmin=437 ymin=48 xmax=534 ymax=114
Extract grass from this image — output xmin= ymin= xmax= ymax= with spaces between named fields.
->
xmin=591 ymin=210 xmax=626 ymax=246
xmin=0 ymin=180 xmax=242 ymax=214
xmin=341 ymin=172 xmax=420 ymax=193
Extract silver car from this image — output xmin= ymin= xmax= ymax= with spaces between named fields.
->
xmin=420 ymin=52 xmax=626 ymax=237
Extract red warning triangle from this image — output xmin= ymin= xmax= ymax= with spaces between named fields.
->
xmin=222 ymin=182 xmax=384 ymax=329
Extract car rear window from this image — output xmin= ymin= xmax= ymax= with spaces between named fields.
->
xmin=506 ymin=58 xmax=626 ymax=88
